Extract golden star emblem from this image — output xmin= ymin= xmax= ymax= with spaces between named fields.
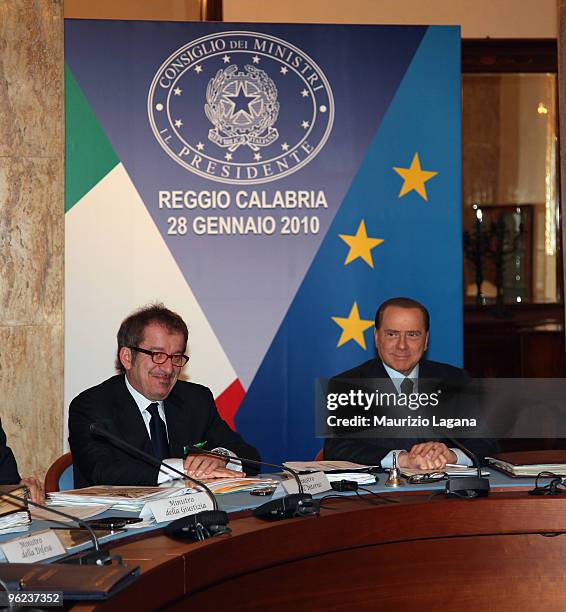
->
xmin=339 ymin=220 xmax=384 ymax=268
xmin=393 ymin=153 xmax=438 ymax=201
xmin=331 ymin=302 xmax=374 ymax=349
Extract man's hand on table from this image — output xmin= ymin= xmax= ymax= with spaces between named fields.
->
xmin=397 ymin=442 xmax=457 ymax=470
xmin=20 ymin=477 xmax=45 ymax=504
xmin=183 ymin=454 xmax=244 ymax=479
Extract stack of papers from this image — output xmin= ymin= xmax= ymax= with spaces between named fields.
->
xmin=487 ymin=456 xmax=566 ymax=477
xmin=400 ymin=465 xmax=489 ymax=478
xmin=283 ymin=460 xmax=378 ymax=473
xmin=0 ymin=511 xmax=31 ymax=534
xmin=207 ymin=478 xmax=278 ymax=495
xmin=0 ymin=485 xmax=31 ymax=533
xmin=48 ymin=486 xmax=193 ymax=512
xmin=31 ymin=504 xmax=111 ymax=523
xmin=283 ymin=461 xmax=378 ymax=486
xmin=325 ymin=473 xmax=377 ymax=485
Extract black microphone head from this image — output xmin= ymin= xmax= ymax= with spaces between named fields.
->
xmin=164 ymin=510 xmax=230 ymax=540
xmin=253 ymin=493 xmax=318 ymax=521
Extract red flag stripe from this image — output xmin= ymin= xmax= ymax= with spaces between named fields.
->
xmin=215 ymin=379 xmax=245 ymax=430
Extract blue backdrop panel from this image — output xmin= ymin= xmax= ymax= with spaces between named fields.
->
xmin=64 ymin=21 xmax=461 ymax=465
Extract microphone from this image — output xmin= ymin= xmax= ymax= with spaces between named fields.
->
xmin=184 ymin=444 xmax=320 ymax=520
xmin=443 ymin=435 xmax=490 ymax=498
xmin=0 ymin=491 xmax=116 ymax=566
xmin=89 ymin=423 xmax=230 ymax=541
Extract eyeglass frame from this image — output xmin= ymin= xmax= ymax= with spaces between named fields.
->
xmin=128 ymin=346 xmax=189 ymax=367
xmin=406 ymin=472 xmax=448 ymax=484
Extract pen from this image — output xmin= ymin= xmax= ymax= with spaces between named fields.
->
xmin=183 ymin=442 xmax=207 ymax=457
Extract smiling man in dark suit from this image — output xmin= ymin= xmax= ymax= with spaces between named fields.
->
xmin=324 ymin=297 xmax=495 ymax=470
xmin=69 ymin=304 xmax=259 ymax=487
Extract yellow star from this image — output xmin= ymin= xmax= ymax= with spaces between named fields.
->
xmin=331 ymin=302 xmax=374 ymax=349
xmin=339 ymin=220 xmax=384 ymax=268
xmin=393 ymin=153 xmax=438 ymax=201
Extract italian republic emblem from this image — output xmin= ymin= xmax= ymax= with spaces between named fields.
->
xmin=148 ymin=31 xmax=334 ymax=185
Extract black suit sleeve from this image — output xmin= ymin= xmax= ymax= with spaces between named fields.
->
xmin=187 ymin=387 xmax=261 ymax=476
xmin=325 ymin=434 xmax=500 ymax=468
xmin=323 ymin=360 xmax=497 ymax=467
xmin=0 ymin=420 xmax=21 ymax=485
xmin=69 ymin=389 xmax=160 ymax=487
xmin=69 ymin=377 xmax=262 ymax=487
xmin=324 ymin=438 xmax=388 ymax=467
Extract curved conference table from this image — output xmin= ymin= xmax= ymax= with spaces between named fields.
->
xmin=70 ymin=486 xmax=566 ymax=611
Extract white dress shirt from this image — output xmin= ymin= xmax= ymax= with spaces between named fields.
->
xmin=378 ymin=364 xmax=471 ymax=468
xmin=125 ymin=377 xmax=242 ymax=483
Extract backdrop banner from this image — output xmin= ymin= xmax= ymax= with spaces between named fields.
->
xmin=64 ymin=20 xmax=461 ymax=464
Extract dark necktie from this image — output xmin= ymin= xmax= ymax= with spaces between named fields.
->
xmin=147 ymin=403 xmax=170 ymax=461
xmin=400 ymin=377 xmax=414 ymax=395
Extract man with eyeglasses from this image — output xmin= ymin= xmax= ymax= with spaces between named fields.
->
xmin=69 ymin=304 xmax=260 ymax=487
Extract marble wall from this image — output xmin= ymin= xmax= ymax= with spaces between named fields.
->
xmin=0 ymin=1 xmax=64 ymax=479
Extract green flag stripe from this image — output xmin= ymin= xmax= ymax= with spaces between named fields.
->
xmin=65 ymin=64 xmax=119 ymax=213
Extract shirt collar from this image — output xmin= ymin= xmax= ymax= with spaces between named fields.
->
xmin=124 ymin=375 xmax=164 ymax=414
xmin=383 ymin=362 xmax=419 ymax=393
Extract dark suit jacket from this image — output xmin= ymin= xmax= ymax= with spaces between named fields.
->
xmin=323 ymin=358 xmax=498 ymax=467
xmin=69 ymin=375 xmax=260 ymax=487
xmin=0 ymin=419 xmax=21 ymax=485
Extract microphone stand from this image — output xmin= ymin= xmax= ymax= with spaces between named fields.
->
xmin=444 ymin=436 xmax=490 ymax=499
xmin=184 ymin=445 xmax=320 ymax=520
xmin=0 ymin=491 xmax=116 ymax=566
xmin=89 ymin=424 xmax=230 ymax=541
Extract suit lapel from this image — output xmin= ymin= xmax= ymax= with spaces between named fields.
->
xmin=164 ymin=385 xmax=190 ymax=457
xmin=369 ymin=359 xmax=399 ymax=394
xmin=112 ymin=377 xmax=153 ymax=455
xmin=418 ymin=361 xmax=443 ymax=395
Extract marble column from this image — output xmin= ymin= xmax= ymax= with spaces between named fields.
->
xmin=0 ymin=1 xmax=64 ymax=479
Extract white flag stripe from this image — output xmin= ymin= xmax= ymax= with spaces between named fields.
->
xmin=64 ymin=164 xmax=239 ymax=446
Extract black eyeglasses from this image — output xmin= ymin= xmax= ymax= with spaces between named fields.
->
xmin=129 ymin=346 xmax=189 ymax=367
xmin=407 ymin=472 xmax=448 ymax=485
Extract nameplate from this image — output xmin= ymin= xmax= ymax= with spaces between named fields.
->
xmin=1 ymin=530 xmax=66 ymax=564
xmin=282 ymin=471 xmax=332 ymax=495
xmin=142 ymin=492 xmax=214 ymax=523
